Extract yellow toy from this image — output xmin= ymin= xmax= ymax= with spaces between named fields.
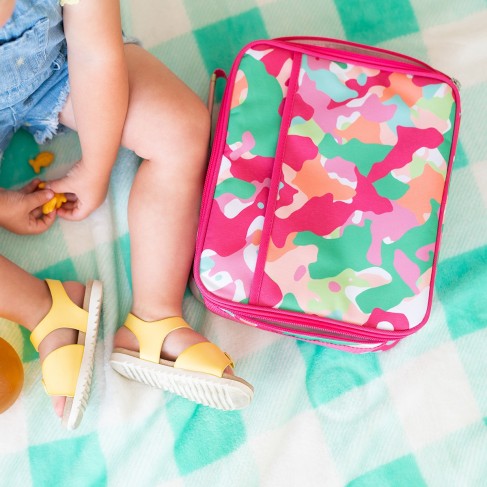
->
xmin=38 ymin=182 xmax=67 ymax=214
xmin=29 ymin=151 xmax=55 ymax=174
xmin=0 ymin=338 xmax=24 ymax=414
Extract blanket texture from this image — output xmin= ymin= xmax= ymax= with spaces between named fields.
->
xmin=1 ymin=1 xmax=486 ymax=486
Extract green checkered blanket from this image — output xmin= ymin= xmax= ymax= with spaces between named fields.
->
xmin=1 ymin=1 xmax=486 ymax=485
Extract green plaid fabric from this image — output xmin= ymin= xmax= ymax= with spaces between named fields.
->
xmin=1 ymin=1 xmax=486 ymax=485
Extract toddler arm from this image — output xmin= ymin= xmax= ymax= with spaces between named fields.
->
xmin=0 ymin=183 xmax=56 ymax=235
xmin=55 ymin=0 xmax=129 ymax=218
xmin=0 ymin=0 xmax=15 ymax=27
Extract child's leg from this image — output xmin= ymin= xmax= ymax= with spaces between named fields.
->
xmin=114 ymin=45 xmax=214 ymax=361
xmin=0 ymin=254 xmax=86 ymax=416
xmin=60 ymin=45 xmax=253 ymax=408
xmin=60 ymin=44 xmax=209 ymax=342
xmin=61 ymin=45 xmax=214 ymax=359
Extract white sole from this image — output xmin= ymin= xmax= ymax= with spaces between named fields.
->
xmin=110 ymin=352 xmax=254 ymax=411
xmin=62 ymin=280 xmax=103 ymax=430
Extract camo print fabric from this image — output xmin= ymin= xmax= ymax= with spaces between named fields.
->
xmin=200 ymin=43 xmax=457 ymax=331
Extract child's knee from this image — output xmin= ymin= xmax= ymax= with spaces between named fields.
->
xmin=182 ymin=98 xmax=211 ymax=147
xmin=171 ymin=99 xmax=210 ymax=163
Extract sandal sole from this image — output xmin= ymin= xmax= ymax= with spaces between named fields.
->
xmin=110 ymin=352 xmax=253 ymax=411
xmin=62 ymin=280 xmax=103 ymax=429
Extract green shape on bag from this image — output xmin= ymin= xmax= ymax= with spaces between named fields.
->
xmin=227 ymin=54 xmax=283 ymax=158
xmin=214 ymin=177 xmax=256 ymax=199
xmin=279 ymin=293 xmax=304 ymax=313
xmin=355 ymin=202 xmax=440 ymax=313
xmin=295 ymin=223 xmax=373 ymax=280
xmin=319 ymin=134 xmax=392 ymax=176
xmin=289 ymin=117 xmax=325 ymax=146
xmin=373 ymin=173 xmax=409 ymax=200
xmin=416 ymin=86 xmax=455 ymax=119
xmin=437 ymin=102 xmax=458 ymax=166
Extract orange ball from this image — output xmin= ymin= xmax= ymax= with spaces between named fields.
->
xmin=0 ymin=338 xmax=24 ymax=414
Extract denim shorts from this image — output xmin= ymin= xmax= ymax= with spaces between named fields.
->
xmin=0 ymin=48 xmax=70 ymax=157
xmin=0 ymin=33 xmax=139 ymax=162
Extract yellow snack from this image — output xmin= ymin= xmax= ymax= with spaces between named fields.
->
xmin=29 ymin=151 xmax=55 ymax=174
xmin=37 ymin=182 xmax=67 ymax=214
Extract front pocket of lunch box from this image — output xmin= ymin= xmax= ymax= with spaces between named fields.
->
xmin=253 ymin=53 xmax=455 ymax=331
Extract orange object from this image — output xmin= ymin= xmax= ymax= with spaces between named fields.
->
xmin=37 ymin=182 xmax=67 ymax=214
xmin=29 ymin=151 xmax=54 ymax=174
xmin=0 ymin=338 xmax=24 ymax=414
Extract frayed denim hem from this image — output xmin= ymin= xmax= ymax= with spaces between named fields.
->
xmin=33 ymin=78 xmax=71 ymax=145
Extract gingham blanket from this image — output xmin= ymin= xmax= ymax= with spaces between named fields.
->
xmin=1 ymin=1 xmax=486 ymax=485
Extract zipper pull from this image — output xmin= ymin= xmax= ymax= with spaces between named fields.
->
xmin=451 ymin=77 xmax=462 ymax=90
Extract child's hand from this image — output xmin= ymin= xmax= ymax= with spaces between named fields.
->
xmin=0 ymin=180 xmax=57 ymax=235
xmin=46 ymin=159 xmax=109 ymax=221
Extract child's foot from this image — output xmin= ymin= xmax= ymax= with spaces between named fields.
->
xmin=36 ymin=282 xmax=85 ymax=417
xmin=113 ymin=319 xmax=234 ymax=376
xmin=30 ymin=279 xmax=102 ymax=429
xmin=111 ymin=313 xmax=254 ymax=410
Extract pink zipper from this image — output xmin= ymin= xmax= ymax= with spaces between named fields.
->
xmin=277 ymin=36 xmax=435 ymax=70
xmin=248 ymin=51 xmax=303 ymax=305
xmin=202 ymin=298 xmax=396 ymax=352
xmin=198 ymin=286 xmax=422 ymax=342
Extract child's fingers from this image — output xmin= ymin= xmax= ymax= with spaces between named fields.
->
xmin=25 ymin=189 xmax=54 ymax=211
xmin=58 ymin=200 xmax=76 ymax=211
xmin=20 ymin=179 xmax=42 ymax=194
xmin=28 ymin=210 xmax=56 ymax=234
xmin=63 ymin=192 xmax=77 ymax=202
xmin=52 ymin=194 xmax=78 ymax=219
xmin=40 ymin=211 xmax=57 ymax=228
xmin=55 ymin=206 xmax=78 ymax=220
xmin=31 ymin=207 xmax=43 ymax=219
xmin=56 ymin=202 xmax=86 ymax=221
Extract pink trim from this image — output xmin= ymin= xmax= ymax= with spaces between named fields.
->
xmin=203 ymin=298 xmax=399 ymax=352
xmin=201 ymin=289 xmax=416 ymax=342
xmin=248 ymin=52 xmax=303 ymax=305
xmin=195 ymin=49 xmax=252 ymax=253
xmin=245 ymin=38 xmax=457 ymax=88
xmin=420 ymin=79 xmax=462 ymax=328
xmin=277 ymin=36 xmax=435 ymax=70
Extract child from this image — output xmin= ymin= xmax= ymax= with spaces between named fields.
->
xmin=0 ymin=0 xmax=253 ymax=429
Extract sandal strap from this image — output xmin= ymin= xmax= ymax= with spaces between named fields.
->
xmin=41 ymin=344 xmax=84 ymax=397
xmin=175 ymin=342 xmax=234 ymax=377
xmin=123 ymin=313 xmax=190 ymax=364
xmin=30 ymin=280 xmax=88 ymax=351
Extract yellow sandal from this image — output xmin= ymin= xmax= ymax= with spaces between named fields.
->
xmin=110 ymin=314 xmax=254 ymax=410
xmin=30 ymin=279 xmax=103 ymax=429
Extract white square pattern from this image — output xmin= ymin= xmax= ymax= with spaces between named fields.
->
xmin=129 ymin=0 xmax=192 ymax=48
xmin=250 ymin=409 xmax=343 ymax=486
xmin=422 ymin=10 xmax=487 ymax=88
xmin=385 ymin=343 xmax=481 ymax=450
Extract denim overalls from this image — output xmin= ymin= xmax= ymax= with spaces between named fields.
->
xmin=0 ymin=0 xmax=69 ymax=158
